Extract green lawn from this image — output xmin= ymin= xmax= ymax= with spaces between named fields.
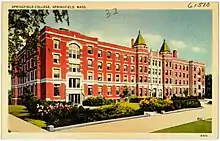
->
xmin=118 ymin=102 xmax=140 ymax=110
xmin=152 ymin=119 xmax=212 ymax=133
xmin=8 ymin=105 xmax=46 ymax=128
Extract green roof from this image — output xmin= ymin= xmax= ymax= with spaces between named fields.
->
xmin=159 ymin=39 xmax=171 ymax=53
xmin=134 ymin=30 xmax=146 ymax=46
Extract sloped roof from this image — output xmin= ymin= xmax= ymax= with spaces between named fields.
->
xmin=134 ymin=30 xmax=146 ymax=46
xmin=159 ymin=39 xmax=171 ymax=53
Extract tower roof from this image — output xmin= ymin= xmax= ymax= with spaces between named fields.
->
xmin=159 ymin=39 xmax=171 ymax=53
xmin=134 ymin=30 xmax=146 ymax=46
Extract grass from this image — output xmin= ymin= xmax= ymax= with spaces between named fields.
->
xmin=118 ymin=102 xmax=140 ymax=110
xmin=152 ymin=119 xmax=212 ymax=133
xmin=8 ymin=105 xmax=46 ymax=128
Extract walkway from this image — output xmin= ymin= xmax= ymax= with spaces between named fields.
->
xmin=8 ymin=114 xmax=47 ymax=132
xmin=58 ymin=102 xmax=212 ymax=133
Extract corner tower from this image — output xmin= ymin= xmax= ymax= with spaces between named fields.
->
xmin=133 ymin=30 xmax=150 ymax=97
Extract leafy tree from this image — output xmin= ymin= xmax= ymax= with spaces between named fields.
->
xmin=205 ymin=74 xmax=212 ymax=98
xmin=8 ymin=10 xmax=70 ymax=73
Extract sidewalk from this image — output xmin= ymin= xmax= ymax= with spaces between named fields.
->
xmin=8 ymin=114 xmax=47 ymax=132
xmin=58 ymin=102 xmax=212 ymax=133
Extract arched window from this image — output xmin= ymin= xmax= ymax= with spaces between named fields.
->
xmin=69 ymin=43 xmax=80 ymax=59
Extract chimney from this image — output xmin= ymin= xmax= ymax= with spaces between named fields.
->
xmin=173 ymin=50 xmax=177 ymax=58
xmin=131 ymin=38 xmax=134 ymax=48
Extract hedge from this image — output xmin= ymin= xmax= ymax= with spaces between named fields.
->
xmin=82 ymin=96 xmax=114 ymax=106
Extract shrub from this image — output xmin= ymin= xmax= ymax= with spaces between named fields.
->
xmin=82 ymin=97 xmax=114 ymax=106
xmin=129 ymin=97 xmax=146 ymax=103
xmin=208 ymin=101 xmax=212 ymax=104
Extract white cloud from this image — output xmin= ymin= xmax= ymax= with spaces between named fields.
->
xmin=191 ymin=46 xmax=206 ymax=53
xmin=142 ymin=33 xmax=163 ymax=50
xmin=170 ymin=40 xmax=187 ymax=50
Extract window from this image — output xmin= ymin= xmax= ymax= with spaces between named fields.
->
xmin=131 ymin=87 xmax=135 ymax=94
xmin=159 ymin=78 xmax=161 ymax=84
xmin=144 ymin=67 xmax=147 ymax=72
xmin=139 ymin=56 xmax=142 ymax=62
xmin=54 ymin=84 xmax=60 ymax=96
xmin=107 ymin=51 xmax=111 ymax=59
xmin=165 ymin=78 xmax=168 ymax=84
xmin=144 ymin=57 xmax=147 ymax=63
xmin=98 ymin=73 xmax=102 ymax=81
xmin=186 ymin=66 xmax=188 ymax=71
xmin=187 ymin=74 xmax=189 ymax=78
xmin=98 ymin=62 xmax=102 ymax=69
xmin=107 ymin=87 xmax=112 ymax=95
xmin=155 ymin=61 xmax=157 ymax=66
xmin=88 ymin=72 xmax=93 ymax=80
xmin=116 ymin=86 xmax=120 ymax=95
xmin=69 ymin=43 xmax=80 ymax=59
xmin=183 ymin=73 xmax=185 ymax=78
xmin=198 ymin=78 xmax=201 ymax=82
xmin=124 ymin=55 xmax=128 ymax=61
xmin=88 ymin=46 xmax=93 ymax=54
xmin=124 ymin=65 xmax=128 ymax=72
xmin=170 ymin=62 xmax=172 ymax=67
xmin=170 ymin=78 xmax=172 ymax=84
xmin=88 ymin=85 xmax=93 ymax=95
xmin=170 ymin=70 xmax=172 ymax=75
xmin=166 ymin=61 xmax=168 ymax=67
xmin=116 ymin=53 xmax=120 ymax=60
xmin=124 ymin=75 xmax=128 ymax=82
xmin=175 ymin=80 xmax=177 ymax=84
xmin=179 ymin=80 xmax=181 ymax=85
xmin=187 ymin=81 xmax=189 ymax=85
xmin=198 ymin=85 xmax=201 ymax=90
xmin=148 ymin=68 xmax=151 ymax=74
xmin=179 ymin=65 xmax=182 ymax=69
xmin=165 ymin=70 xmax=168 ymax=75
xmin=69 ymin=63 xmax=80 ymax=72
xmin=139 ymin=88 xmax=142 ymax=96
xmin=116 ymin=64 xmax=120 ymax=71
xmin=140 ymin=76 xmax=143 ymax=82
xmin=144 ymin=76 xmax=147 ymax=82
xmin=131 ymin=56 xmax=135 ymax=62
xmin=107 ymin=63 xmax=112 ymax=70
xmin=53 ymin=68 xmax=60 ymax=78
xmin=88 ymin=59 xmax=93 ymax=67
xmin=148 ymin=77 xmax=151 ymax=83
xmin=175 ymin=72 xmax=177 ymax=77
xmin=194 ymin=67 xmax=196 ymax=71
xmin=183 ymin=66 xmax=185 ymax=70
xmin=183 ymin=80 xmax=185 ymax=84
xmin=180 ymin=88 xmax=182 ymax=94
xmin=31 ymin=71 xmax=34 ymax=80
xmin=148 ymin=60 xmax=151 ymax=65
xmin=98 ymin=50 xmax=102 ymax=57
xmin=152 ymin=60 xmax=155 ymax=66
xmin=131 ymin=66 xmax=135 ymax=72
xmin=179 ymin=72 xmax=181 ymax=77
xmin=194 ymin=88 xmax=196 ymax=94
xmin=131 ymin=76 xmax=135 ymax=82
xmin=139 ymin=66 xmax=142 ymax=72
xmin=53 ymin=39 xmax=60 ymax=49
xmin=69 ymin=78 xmax=80 ymax=88
xmin=159 ymin=70 xmax=161 ymax=75
xmin=107 ymin=74 xmax=112 ymax=81
xmin=98 ymin=86 xmax=102 ymax=95
xmin=159 ymin=61 xmax=161 ymax=66
xmin=194 ymin=74 xmax=196 ymax=78
xmin=116 ymin=75 xmax=120 ymax=82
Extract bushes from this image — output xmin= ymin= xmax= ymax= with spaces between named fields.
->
xmin=208 ymin=101 xmax=212 ymax=104
xmin=129 ymin=97 xmax=148 ymax=103
xmin=82 ymin=96 xmax=114 ymax=106
xmin=139 ymin=97 xmax=201 ymax=113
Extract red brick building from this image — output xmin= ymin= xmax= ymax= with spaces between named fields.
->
xmin=11 ymin=26 xmax=206 ymax=104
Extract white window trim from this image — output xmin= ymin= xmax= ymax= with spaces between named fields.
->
xmin=131 ymin=65 xmax=135 ymax=72
xmin=53 ymin=83 xmax=61 ymax=97
xmin=124 ymin=75 xmax=128 ymax=82
xmin=52 ymin=67 xmax=61 ymax=79
xmin=98 ymin=73 xmax=103 ymax=81
xmin=115 ymin=74 xmax=120 ymax=82
xmin=116 ymin=63 xmax=120 ymax=72
xmin=87 ymin=71 xmax=94 ymax=80
xmin=52 ymin=38 xmax=61 ymax=50
xmin=98 ymin=61 xmax=103 ymax=70
xmin=116 ymin=53 xmax=120 ymax=60
xmin=53 ymin=53 xmax=61 ymax=64
xmin=124 ymin=65 xmax=128 ymax=72
xmin=87 ymin=58 xmax=94 ymax=68
xmin=107 ymin=73 xmax=112 ymax=81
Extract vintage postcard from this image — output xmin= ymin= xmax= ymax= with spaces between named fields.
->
xmin=1 ymin=1 xmax=219 ymax=140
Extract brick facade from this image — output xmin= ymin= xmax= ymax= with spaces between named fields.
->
xmin=11 ymin=26 xmax=206 ymax=104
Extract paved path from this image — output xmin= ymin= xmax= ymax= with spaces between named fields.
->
xmin=8 ymin=114 xmax=47 ymax=132
xmin=58 ymin=102 xmax=212 ymax=133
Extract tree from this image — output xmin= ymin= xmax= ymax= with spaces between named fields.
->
xmin=205 ymin=74 xmax=212 ymax=98
xmin=119 ymin=85 xmax=131 ymax=102
xmin=8 ymin=10 xmax=70 ymax=72
xmin=8 ymin=90 xmax=12 ymax=105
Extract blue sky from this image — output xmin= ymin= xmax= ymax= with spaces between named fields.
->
xmin=42 ymin=10 xmax=212 ymax=74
